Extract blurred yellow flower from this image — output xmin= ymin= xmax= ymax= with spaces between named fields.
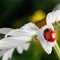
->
xmin=29 ymin=10 xmax=46 ymax=22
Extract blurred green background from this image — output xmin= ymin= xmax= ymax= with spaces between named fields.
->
xmin=0 ymin=0 xmax=60 ymax=60
xmin=0 ymin=0 xmax=60 ymax=28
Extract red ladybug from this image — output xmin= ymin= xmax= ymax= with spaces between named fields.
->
xmin=43 ymin=28 xmax=56 ymax=42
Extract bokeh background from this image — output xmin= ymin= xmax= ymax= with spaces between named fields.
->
xmin=0 ymin=0 xmax=60 ymax=60
xmin=1 ymin=0 xmax=60 ymax=28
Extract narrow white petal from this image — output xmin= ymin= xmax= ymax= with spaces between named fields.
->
xmin=23 ymin=43 xmax=30 ymax=50
xmin=20 ymin=23 xmax=39 ymax=31
xmin=46 ymin=11 xmax=56 ymax=24
xmin=5 ymin=23 xmax=38 ymax=37
xmin=2 ymin=48 xmax=14 ymax=60
xmin=46 ymin=10 xmax=60 ymax=24
xmin=0 ymin=28 xmax=13 ymax=34
xmin=37 ymin=25 xmax=55 ymax=54
xmin=5 ymin=29 xmax=36 ymax=37
xmin=17 ymin=46 xmax=23 ymax=54
xmin=0 ymin=49 xmax=10 ymax=57
xmin=37 ymin=30 xmax=52 ymax=54
xmin=55 ymin=10 xmax=60 ymax=21
xmin=17 ymin=43 xmax=30 ymax=54
xmin=52 ymin=10 xmax=60 ymax=22
xmin=0 ymin=37 xmax=30 ymax=49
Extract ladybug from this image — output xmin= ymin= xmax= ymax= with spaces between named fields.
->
xmin=43 ymin=28 xmax=56 ymax=42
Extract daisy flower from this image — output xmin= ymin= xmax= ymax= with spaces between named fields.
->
xmin=0 ymin=22 xmax=56 ymax=60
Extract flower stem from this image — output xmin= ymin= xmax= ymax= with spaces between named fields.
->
xmin=53 ymin=42 xmax=60 ymax=60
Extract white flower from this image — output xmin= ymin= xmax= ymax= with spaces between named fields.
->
xmin=0 ymin=23 xmax=56 ymax=60
xmin=46 ymin=10 xmax=60 ymax=24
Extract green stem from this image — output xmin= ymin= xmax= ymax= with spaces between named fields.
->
xmin=53 ymin=42 xmax=60 ymax=60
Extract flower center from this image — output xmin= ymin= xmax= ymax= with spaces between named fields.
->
xmin=43 ymin=28 xmax=56 ymax=42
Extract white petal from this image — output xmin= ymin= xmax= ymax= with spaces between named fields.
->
xmin=23 ymin=43 xmax=30 ymax=50
xmin=46 ymin=10 xmax=60 ymax=24
xmin=0 ymin=37 xmax=30 ymax=49
xmin=0 ymin=28 xmax=13 ymax=34
xmin=17 ymin=43 xmax=30 ymax=54
xmin=37 ymin=24 xmax=55 ymax=54
xmin=20 ymin=23 xmax=39 ymax=31
xmin=2 ymin=48 xmax=14 ymax=60
xmin=53 ymin=3 xmax=60 ymax=11
xmin=5 ymin=23 xmax=39 ymax=37
xmin=0 ymin=49 xmax=10 ymax=57
xmin=37 ymin=30 xmax=52 ymax=54
xmin=5 ymin=29 xmax=36 ymax=37
xmin=46 ymin=11 xmax=56 ymax=24
xmin=52 ymin=10 xmax=60 ymax=22
xmin=55 ymin=10 xmax=60 ymax=21
xmin=47 ymin=40 xmax=56 ymax=47
xmin=17 ymin=45 xmax=23 ymax=54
